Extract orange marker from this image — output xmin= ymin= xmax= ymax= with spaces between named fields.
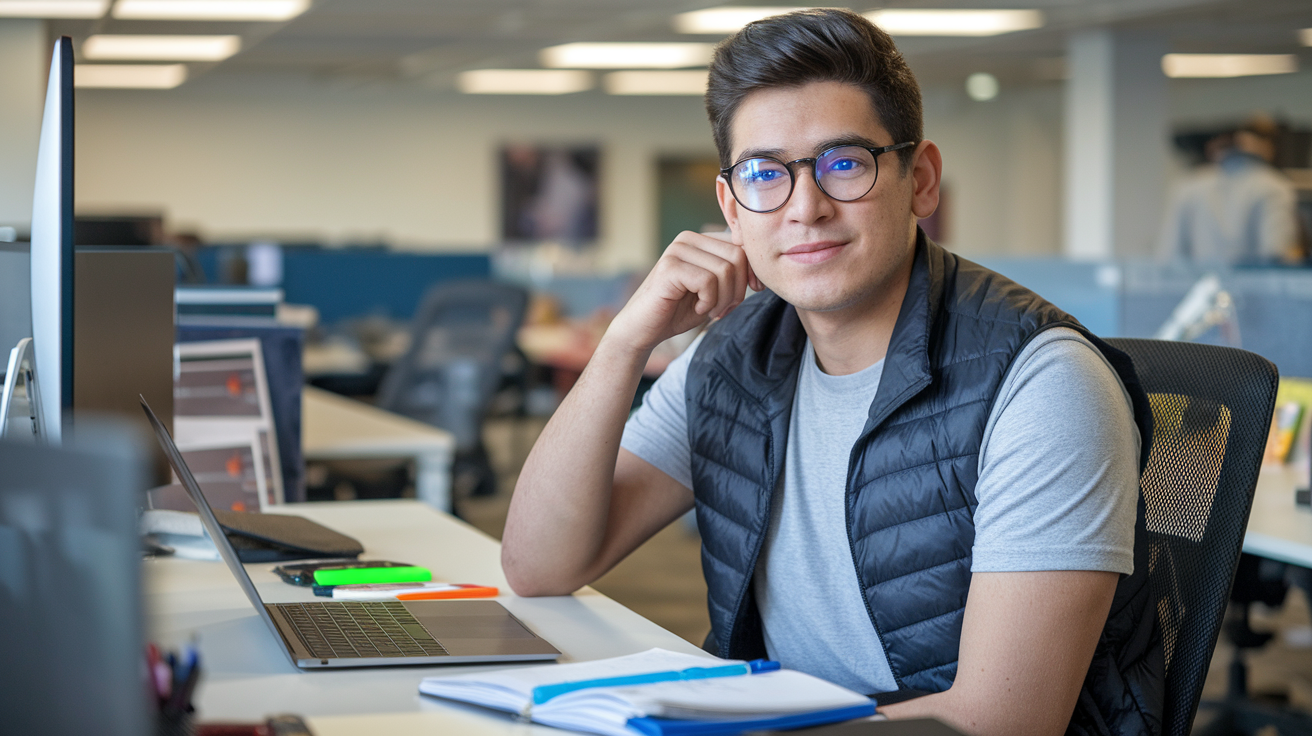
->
xmin=396 ymin=584 xmax=498 ymax=600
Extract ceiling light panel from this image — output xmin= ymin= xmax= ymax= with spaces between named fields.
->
xmin=541 ymin=43 xmax=715 ymax=69
xmin=674 ymin=6 xmax=810 ymax=34
xmin=75 ymin=64 xmax=187 ymax=88
xmin=605 ymin=70 xmax=709 ymax=96
xmin=1161 ymin=54 xmax=1298 ymax=78
xmin=864 ymin=9 xmax=1043 ymax=36
xmin=113 ymin=0 xmax=309 ymax=21
xmin=458 ymin=69 xmax=592 ymax=95
xmin=82 ymin=35 xmax=241 ymax=61
xmin=1301 ymin=28 xmax=1312 ymax=47
xmin=0 ymin=0 xmax=107 ymax=18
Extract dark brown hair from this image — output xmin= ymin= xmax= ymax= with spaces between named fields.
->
xmin=705 ymin=8 xmax=923 ymax=171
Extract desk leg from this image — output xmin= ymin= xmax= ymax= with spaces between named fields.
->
xmin=415 ymin=452 xmax=453 ymax=513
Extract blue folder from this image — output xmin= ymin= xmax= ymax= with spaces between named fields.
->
xmin=626 ymin=701 xmax=877 ymax=736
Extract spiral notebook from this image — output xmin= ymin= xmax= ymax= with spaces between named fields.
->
xmin=419 ymin=648 xmax=876 ymax=736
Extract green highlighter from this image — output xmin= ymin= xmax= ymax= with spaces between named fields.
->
xmin=313 ymin=566 xmax=432 ymax=586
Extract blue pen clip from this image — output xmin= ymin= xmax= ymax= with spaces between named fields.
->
xmin=530 ymin=659 xmax=780 ymax=706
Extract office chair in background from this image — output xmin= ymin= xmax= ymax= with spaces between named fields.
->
xmin=376 ymin=279 xmax=529 ymax=506
xmin=1104 ymin=339 xmax=1285 ymax=736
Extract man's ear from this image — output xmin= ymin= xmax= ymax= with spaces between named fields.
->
xmin=715 ymin=176 xmax=744 ymax=245
xmin=714 ymin=175 xmax=763 ymax=292
xmin=909 ymin=140 xmax=943 ymax=220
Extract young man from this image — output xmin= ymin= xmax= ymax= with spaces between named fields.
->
xmin=502 ymin=10 xmax=1161 ymax=736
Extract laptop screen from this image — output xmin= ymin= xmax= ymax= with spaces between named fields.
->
xmin=139 ymin=396 xmax=289 ymax=644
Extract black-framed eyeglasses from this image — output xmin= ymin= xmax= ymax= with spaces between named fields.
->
xmin=720 ymin=141 xmax=916 ymax=214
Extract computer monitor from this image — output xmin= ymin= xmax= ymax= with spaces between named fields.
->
xmin=29 ymin=36 xmax=73 ymax=444
xmin=0 ymin=425 xmax=150 ymax=736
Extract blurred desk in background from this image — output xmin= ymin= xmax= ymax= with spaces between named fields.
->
xmin=517 ymin=322 xmax=682 ymax=396
xmin=302 ymin=386 xmax=455 ymax=512
xmin=1248 ymin=464 xmax=1312 ymax=568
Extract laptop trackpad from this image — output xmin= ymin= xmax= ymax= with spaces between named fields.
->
xmin=405 ymin=600 xmax=537 ymax=640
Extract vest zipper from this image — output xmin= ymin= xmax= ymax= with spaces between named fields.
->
xmin=725 ymin=439 xmax=785 ymax=657
xmin=843 ymin=433 xmax=902 ymax=692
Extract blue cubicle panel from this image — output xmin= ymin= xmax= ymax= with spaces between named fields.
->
xmin=1120 ymin=264 xmax=1312 ymax=379
xmin=196 ymin=246 xmax=492 ymax=324
xmin=973 ymin=256 xmax=1121 ymax=338
xmin=282 ymin=250 xmax=491 ymax=324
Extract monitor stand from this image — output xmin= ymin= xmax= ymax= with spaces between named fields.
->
xmin=0 ymin=337 xmax=46 ymax=442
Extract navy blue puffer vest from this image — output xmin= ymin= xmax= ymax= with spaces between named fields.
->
xmin=685 ymin=233 xmax=1164 ymax=735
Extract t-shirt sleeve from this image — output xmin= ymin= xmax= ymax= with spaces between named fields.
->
xmin=618 ymin=333 xmax=703 ymax=490
xmin=971 ymin=327 xmax=1140 ymax=575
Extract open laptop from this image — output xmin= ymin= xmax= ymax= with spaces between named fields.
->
xmin=140 ymin=397 xmax=560 ymax=669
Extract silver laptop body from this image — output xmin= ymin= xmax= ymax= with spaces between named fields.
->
xmin=141 ymin=397 xmax=560 ymax=669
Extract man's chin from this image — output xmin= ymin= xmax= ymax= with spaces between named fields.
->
xmin=772 ymin=285 xmax=865 ymax=314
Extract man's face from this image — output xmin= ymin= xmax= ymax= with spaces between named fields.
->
xmin=716 ymin=81 xmax=935 ymax=315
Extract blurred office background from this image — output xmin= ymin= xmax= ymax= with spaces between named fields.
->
xmin=3 ymin=0 xmax=1312 ymax=725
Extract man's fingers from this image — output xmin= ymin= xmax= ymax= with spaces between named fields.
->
xmin=666 ymin=260 xmax=719 ymax=315
xmin=666 ymin=233 xmax=750 ymax=317
xmin=684 ymin=231 xmax=751 ymax=311
xmin=666 ymin=243 xmax=741 ymax=318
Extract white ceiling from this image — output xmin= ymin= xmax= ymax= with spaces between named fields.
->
xmin=46 ymin=0 xmax=1312 ymax=88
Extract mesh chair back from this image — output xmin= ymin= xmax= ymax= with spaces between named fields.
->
xmin=377 ymin=280 xmax=528 ymax=449
xmin=1105 ymin=338 xmax=1277 ymax=736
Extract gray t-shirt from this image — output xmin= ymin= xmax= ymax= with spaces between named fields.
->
xmin=620 ymin=326 xmax=1140 ymax=694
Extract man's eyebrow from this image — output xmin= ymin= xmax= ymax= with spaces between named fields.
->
xmin=811 ymin=135 xmax=881 ymax=154
xmin=734 ymin=146 xmax=788 ymax=162
xmin=732 ymin=135 xmax=884 ymax=163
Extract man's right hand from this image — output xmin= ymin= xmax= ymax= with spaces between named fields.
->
xmin=605 ymin=230 xmax=757 ymax=356
xmin=501 ymin=230 xmax=753 ymax=597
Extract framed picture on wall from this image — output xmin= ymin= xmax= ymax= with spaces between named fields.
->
xmin=501 ymin=144 xmax=599 ymax=246
xmin=657 ymin=156 xmax=726 ymax=255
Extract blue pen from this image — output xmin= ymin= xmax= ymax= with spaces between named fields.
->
xmin=531 ymin=659 xmax=780 ymax=705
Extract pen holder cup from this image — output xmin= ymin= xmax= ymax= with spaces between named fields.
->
xmin=157 ymin=708 xmax=195 ymax=736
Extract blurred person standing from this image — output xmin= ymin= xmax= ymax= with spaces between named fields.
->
xmin=1158 ymin=116 xmax=1301 ymax=265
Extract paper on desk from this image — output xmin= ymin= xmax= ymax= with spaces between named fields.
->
xmin=418 ymin=648 xmax=872 ymax=736
xmin=140 ymin=509 xmax=220 ymax=560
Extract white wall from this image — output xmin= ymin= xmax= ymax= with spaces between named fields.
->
xmin=71 ymin=67 xmax=1312 ymax=269
xmin=923 ymin=82 xmax=1066 ymax=257
xmin=0 ymin=20 xmax=45 ymax=231
xmin=76 ymin=73 xmax=713 ymax=271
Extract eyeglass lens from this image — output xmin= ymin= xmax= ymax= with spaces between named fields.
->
xmin=729 ymin=146 xmax=880 ymax=213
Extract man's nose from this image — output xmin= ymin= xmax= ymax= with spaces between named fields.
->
xmin=783 ymin=162 xmax=835 ymax=223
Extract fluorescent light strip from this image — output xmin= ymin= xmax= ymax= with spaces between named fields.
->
xmin=674 ymin=6 xmax=811 ymax=34
xmin=1301 ymin=28 xmax=1312 ymax=47
xmin=0 ymin=0 xmax=107 ymax=18
xmin=1162 ymin=54 xmax=1298 ymax=78
xmin=458 ymin=69 xmax=593 ymax=95
xmin=864 ymin=9 xmax=1043 ymax=36
xmin=75 ymin=64 xmax=187 ymax=89
xmin=541 ymin=43 xmax=715 ymax=69
xmin=605 ymin=70 xmax=708 ymax=96
xmin=113 ymin=0 xmax=309 ymax=21
xmin=82 ymin=35 xmax=241 ymax=61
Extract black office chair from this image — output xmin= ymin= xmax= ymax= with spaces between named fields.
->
xmin=1104 ymin=339 xmax=1279 ymax=736
xmin=376 ymin=279 xmax=529 ymax=504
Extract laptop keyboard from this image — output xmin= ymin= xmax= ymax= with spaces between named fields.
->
xmin=277 ymin=600 xmax=449 ymax=659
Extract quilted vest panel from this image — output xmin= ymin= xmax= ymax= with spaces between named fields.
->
xmin=686 ymin=233 xmax=1163 ymax=735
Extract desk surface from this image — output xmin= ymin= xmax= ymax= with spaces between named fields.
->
xmin=301 ymin=387 xmax=455 ymax=510
xmin=1246 ymin=464 xmax=1312 ymax=568
xmin=301 ymin=386 xmax=453 ymax=459
xmin=144 ymin=500 xmax=705 ymax=730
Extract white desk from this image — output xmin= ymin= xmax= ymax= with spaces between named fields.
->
xmin=1245 ymin=465 xmax=1312 ymax=568
xmin=144 ymin=500 xmax=705 ymax=733
xmin=301 ymin=386 xmax=455 ymax=512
